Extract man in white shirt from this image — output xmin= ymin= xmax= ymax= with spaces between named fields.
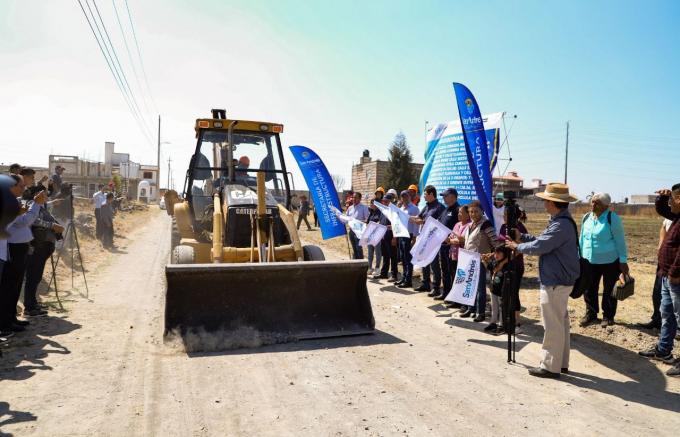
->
xmin=92 ymin=184 xmax=107 ymax=241
xmin=346 ymin=192 xmax=369 ymax=259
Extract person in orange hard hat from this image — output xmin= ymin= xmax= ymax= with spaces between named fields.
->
xmin=374 ymin=187 xmax=385 ymax=201
xmin=408 ymin=184 xmax=420 ymax=205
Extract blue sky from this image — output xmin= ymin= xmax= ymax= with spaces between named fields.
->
xmin=1 ymin=0 xmax=678 ymax=200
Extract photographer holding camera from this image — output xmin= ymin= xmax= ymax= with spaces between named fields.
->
xmin=0 ymin=175 xmax=47 ymax=336
xmin=21 ymin=175 xmax=64 ymax=317
xmin=506 ymin=183 xmax=579 ymax=378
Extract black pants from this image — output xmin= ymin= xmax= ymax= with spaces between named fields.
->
xmin=432 ymin=246 xmax=452 ymax=292
xmin=583 ymin=259 xmax=620 ymax=320
xmin=0 ymin=243 xmax=30 ymax=328
xmin=349 ymin=231 xmax=363 ymax=259
xmin=398 ymin=237 xmax=413 ymax=283
xmin=422 ymin=252 xmax=442 ymax=290
xmin=651 ymin=270 xmax=662 ymax=325
xmin=297 ymin=213 xmax=311 ymax=230
xmin=313 ymin=212 xmax=318 ymax=227
xmin=102 ymin=224 xmax=114 ymax=248
xmin=94 ymin=208 xmax=102 ymax=240
xmin=380 ymin=233 xmax=398 ymax=278
xmin=24 ymin=240 xmax=56 ymax=310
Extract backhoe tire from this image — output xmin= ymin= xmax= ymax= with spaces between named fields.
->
xmin=170 ymin=218 xmax=180 ymax=253
xmin=302 ymin=245 xmax=325 ymax=261
xmin=171 ymin=245 xmax=195 ymax=265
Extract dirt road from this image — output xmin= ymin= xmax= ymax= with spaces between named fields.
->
xmin=1 ymin=210 xmax=679 ymax=436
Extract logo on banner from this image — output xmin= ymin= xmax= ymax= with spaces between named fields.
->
xmin=455 ymin=268 xmax=466 ymax=284
xmin=465 ymin=98 xmax=474 ymax=115
xmin=463 ymin=259 xmax=478 ymax=298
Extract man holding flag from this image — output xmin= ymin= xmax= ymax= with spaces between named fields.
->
xmin=409 ymin=185 xmax=445 ymax=293
xmin=374 ymin=193 xmax=399 ymax=280
xmin=431 ymin=188 xmax=460 ymax=300
xmin=346 ymin=192 xmax=369 ymax=259
xmin=396 ymin=190 xmax=421 ymax=288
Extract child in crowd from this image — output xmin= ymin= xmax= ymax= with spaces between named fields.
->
xmin=483 ymin=246 xmax=513 ymax=335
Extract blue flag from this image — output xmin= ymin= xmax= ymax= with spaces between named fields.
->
xmin=452 ymin=83 xmax=495 ymax=227
xmin=289 ymin=145 xmax=346 ymax=240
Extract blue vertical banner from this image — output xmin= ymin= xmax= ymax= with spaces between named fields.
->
xmin=289 ymin=145 xmax=346 ymax=240
xmin=452 ymin=83 xmax=495 ymax=227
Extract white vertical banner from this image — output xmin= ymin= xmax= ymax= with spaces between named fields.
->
xmin=445 ymin=249 xmax=481 ymax=306
xmin=359 ymin=221 xmax=388 ymax=247
xmin=373 ymin=201 xmax=411 ymax=238
xmin=409 ymin=216 xmax=451 ymax=268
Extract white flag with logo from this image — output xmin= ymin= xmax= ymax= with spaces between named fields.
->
xmin=373 ymin=201 xmax=411 ymax=238
xmin=409 ymin=216 xmax=450 ymax=268
xmin=330 ymin=205 xmax=366 ymax=238
xmin=348 ymin=218 xmax=366 ymax=239
xmin=330 ymin=205 xmax=350 ymax=223
xmin=359 ymin=221 xmax=387 ymax=247
xmin=445 ymin=249 xmax=481 ymax=306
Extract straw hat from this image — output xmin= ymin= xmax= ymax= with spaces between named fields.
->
xmin=535 ymin=183 xmax=578 ymax=203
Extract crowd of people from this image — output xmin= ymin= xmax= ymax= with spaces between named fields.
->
xmin=0 ymin=164 xmax=69 ymax=344
xmin=338 ymin=181 xmax=680 ymax=378
xmin=0 ymin=163 xmax=122 ymax=347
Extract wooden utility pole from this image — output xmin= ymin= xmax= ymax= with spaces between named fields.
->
xmin=157 ymin=115 xmax=161 ymax=192
xmin=564 ymin=121 xmax=570 ymax=184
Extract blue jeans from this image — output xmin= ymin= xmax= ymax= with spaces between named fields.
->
xmin=657 ymin=276 xmax=680 ymax=355
xmin=398 ymin=237 xmax=413 ymax=283
xmin=475 ymin=263 xmax=487 ymax=315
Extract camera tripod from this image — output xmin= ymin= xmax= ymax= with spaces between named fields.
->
xmin=500 ymin=265 xmax=517 ymax=363
xmin=46 ymin=192 xmax=90 ymax=301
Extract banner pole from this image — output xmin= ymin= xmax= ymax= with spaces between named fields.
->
xmin=345 ymin=232 xmax=352 ymax=259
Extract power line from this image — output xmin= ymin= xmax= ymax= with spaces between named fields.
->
xmin=111 ymin=0 xmax=153 ymax=119
xmin=77 ymin=0 xmax=154 ymax=148
xmin=90 ymin=0 xmax=154 ymax=142
xmin=124 ymin=0 xmax=158 ymax=113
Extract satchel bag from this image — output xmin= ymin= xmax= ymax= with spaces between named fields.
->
xmin=570 ymin=258 xmax=590 ymax=299
xmin=613 ymin=274 xmax=635 ymax=301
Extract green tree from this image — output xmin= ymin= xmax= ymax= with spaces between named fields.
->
xmin=112 ymin=174 xmax=122 ymax=195
xmin=385 ymin=131 xmax=415 ymax=192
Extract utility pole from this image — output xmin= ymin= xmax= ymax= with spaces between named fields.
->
xmin=564 ymin=121 xmax=570 ymax=184
xmin=157 ymin=115 xmax=161 ymax=194
xmin=167 ymin=157 xmax=172 ymax=189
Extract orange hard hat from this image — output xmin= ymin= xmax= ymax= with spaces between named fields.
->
xmin=375 ymin=186 xmax=385 ymax=194
xmin=408 ymin=184 xmax=418 ymax=192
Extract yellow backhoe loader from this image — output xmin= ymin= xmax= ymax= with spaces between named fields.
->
xmin=163 ymin=109 xmax=374 ymax=349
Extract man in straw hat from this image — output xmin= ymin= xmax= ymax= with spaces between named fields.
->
xmin=506 ymin=183 xmax=580 ymax=378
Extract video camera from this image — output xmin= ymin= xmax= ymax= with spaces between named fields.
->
xmin=503 ymin=191 xmax=521 ymax=241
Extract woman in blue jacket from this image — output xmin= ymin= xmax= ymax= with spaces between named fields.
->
xmin=579 ymin=193 xmax=629 ymax=328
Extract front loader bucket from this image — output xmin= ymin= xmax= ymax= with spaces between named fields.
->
xmin=164 ymin=260 xmax=374 ymax=350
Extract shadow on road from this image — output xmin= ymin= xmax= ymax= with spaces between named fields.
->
xmin=460 ymin=317 xmax=680 ymax=413
xmin=0 ymin=316 xmax=79 ymax=382
xmin=0 ymin=401 xmax=37 ymax=437
xmin=186 ymin=329 xmax=406 ymax=358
